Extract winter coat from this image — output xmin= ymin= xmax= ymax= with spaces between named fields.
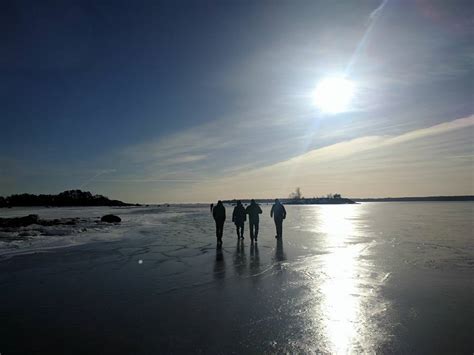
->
xmin=213 ymin=203 xmax=226 ymax=221
xmin=232 ymin=205 xmax=247 ymax=224
xmin=271 ymin=203 xmax=286 ymax=221
xmin=246 ymin=203 xmax=262 ymax=223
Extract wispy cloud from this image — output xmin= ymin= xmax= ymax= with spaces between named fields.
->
xmin=165 ymin=154 xmax=208 ymax=164
xmin=89 ymin=113 xmax=473 ymax=202
xmin=385 ymin=115 xmax=474 ymax=146
xmin=173 ymin=114 xmax=474 ymax=202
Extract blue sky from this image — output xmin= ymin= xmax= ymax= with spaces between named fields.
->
xmin=1 ymin=0 xmax=472 ymax=202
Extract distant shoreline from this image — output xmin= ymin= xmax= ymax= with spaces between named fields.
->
xmin=1 ymin=192 xmax=473 ymax=207
xmin=352 ymin=196 xmax=474 ymax=202
xmin=221 ymin=197 xmax=356 ymax=205
xmin=222 ymin=195 xmax=474 ymax=205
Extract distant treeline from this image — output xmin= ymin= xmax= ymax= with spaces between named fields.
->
xmin=0 ymin=190 xmax=135 ymax=207
xmin=353 ymin=196 xmax=474 ymax=202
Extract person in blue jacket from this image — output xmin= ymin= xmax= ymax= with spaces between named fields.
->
xmin=270 ymin=199 xmax=286 ymax=239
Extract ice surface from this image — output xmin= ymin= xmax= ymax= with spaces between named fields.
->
xmin=0 ymin=202 xmax=472 ymax=354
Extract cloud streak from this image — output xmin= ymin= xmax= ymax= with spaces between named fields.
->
xmin=175 ymin=114 xmax=474 ymax=202
xmin=87 ymin=114 xmax=473 ymax=203
xmin=79 ymin=169 xmax=117 ymax=189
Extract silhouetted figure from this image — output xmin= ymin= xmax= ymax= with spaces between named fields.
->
xmin=270 ymin=199 xmax=286 ymax=239
xmin=232 ymin=200 xmax=246 ymax=239
xmin=246 ymin=199 xmax=262 ymax=242
xmin=212 ymin=200 xmax=226 ymax=245
xmin=210 ymin=203 xmax=214 ymax=212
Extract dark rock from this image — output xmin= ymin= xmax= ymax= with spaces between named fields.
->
xmin=101 ymin=214 xmax=121 ymax=223
xmin=0 ymin=215 xmax=83 ymax=230
xmin=0 ymin=214 xmax=39 ymax=228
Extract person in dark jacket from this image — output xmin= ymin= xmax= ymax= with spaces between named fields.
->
xmin=270 ymin=199 xmax=286 ymax=239
xmin=232 ymin=200 xmax=246 ymax=240
xmin=212 ymin=200 xmax=226 ymax=245
xmin=245 ymin=199 xmax=262 ymax=242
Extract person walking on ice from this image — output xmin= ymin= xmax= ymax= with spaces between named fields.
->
xmin=213 ymin=200 xmax=226 ymax=246
xmin=246 ymin=199 xmax=262 ymax=242
xmin=270 ymin=199 xmax=286 ymax=239
xmin=232 ymin=200 xmax=246 ymax=240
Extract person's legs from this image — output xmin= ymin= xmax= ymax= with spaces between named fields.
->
xmin=249 ymin=222 xmax=255 ymax=241
xmin=217 ymin=220 xmax=224 ymax=243
xmin=275 ymin=218 xmax=283 ymax=238
xmin=254 ymin=222 xmax=259 ymax=241
xmin=215 ymin=220 xmax=220 ymax=239
xmin=235 ymin=223 xmax=240 ymax=238
xmin=220 ymin=221 xmax=225 ymax=238
xmin=239 ymin=224 xmax=244 ymax=239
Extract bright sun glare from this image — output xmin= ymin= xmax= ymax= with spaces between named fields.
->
xmin=313 ymin=77 xmax=355 ymax=113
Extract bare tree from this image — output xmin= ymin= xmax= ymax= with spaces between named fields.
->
xmin=289 ymin=187 xmax=303 ymax=200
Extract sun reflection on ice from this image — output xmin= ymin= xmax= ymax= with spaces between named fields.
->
xmin=316 ymin=205 xmax=365 ymax=354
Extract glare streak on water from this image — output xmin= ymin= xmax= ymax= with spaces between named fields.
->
xmin=318 ymin=206 xmax=362 ymax=354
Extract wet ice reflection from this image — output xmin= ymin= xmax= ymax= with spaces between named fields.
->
xmin=316 ymin=205 xmax=365 ymax=354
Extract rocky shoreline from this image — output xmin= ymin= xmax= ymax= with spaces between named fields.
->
xmin=0 ymin=214 xmax=122 ymax=242
xmin=0 ymin=214 xmax=122 ymax=229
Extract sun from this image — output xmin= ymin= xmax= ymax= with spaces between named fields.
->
xmin=313 ymin=77 xmax=355 ymax=113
